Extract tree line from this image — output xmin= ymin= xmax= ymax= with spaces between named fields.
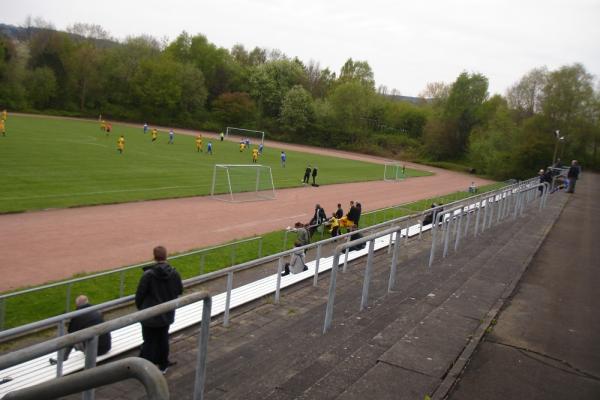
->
xmin=0 ymin=22 xmax=598 ymax=178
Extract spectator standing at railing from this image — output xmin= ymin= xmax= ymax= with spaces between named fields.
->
xmin=346 ymin=201 xmax=359 ymax=226
xmin=355 ymin=203 xmax=363 ymax=227
xmin=309 ymin=204 xmax=327 ymax=235
xmin=567 ymin=160 xmax=580 ymax=193
xmin=50 ymin=295 xmax=112 ymax=364
xmin=135 ymin=246 xmax=183 ymax=374
xmin=335 ymin=203 xmax=344 ymax=219
xmin=292 ymin=222 xmax=310 ymax=247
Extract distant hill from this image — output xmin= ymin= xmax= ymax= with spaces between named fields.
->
xmin=387 ymin=94 xmax=428 ymax=104
xmin=0 ymin=23 xmax=117 ymax=48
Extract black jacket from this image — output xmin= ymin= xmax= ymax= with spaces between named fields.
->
xmin=311 ymin=206 xmax=327 ymax=225
xmin=347 ymin=206 xmax=359 ymax=224
xmin=135 ymin=262 xmax=183 ymax=327
xmin=65 ymin=303 xmax=111 ymax=359
xmin=335 ymin=207 xmax=344 ymax=219
xmin=567 ymin=165 xmax=580 ymax=180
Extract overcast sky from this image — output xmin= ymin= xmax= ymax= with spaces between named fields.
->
xmin=3 ymin=0 xmax=600 ymax=96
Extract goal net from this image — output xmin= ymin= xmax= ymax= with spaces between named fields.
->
xmin=225 ymin=127 xmax=265 ymax=145
xmin=383 ymin=163 xmax=406 ymax=181
xmin=211 ymin=164 xmax=276 ymax=202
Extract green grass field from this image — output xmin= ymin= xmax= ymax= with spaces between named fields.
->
xmin=0 ymin=115 xmax=430 ymax=213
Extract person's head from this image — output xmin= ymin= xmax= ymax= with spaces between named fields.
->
xmin=153 ymin=245 xmax=167 ymax=262
xmin=337 ymin=203 xmax=341 ymax=208
xmin=572 ymin=160 xmax=578 ymax=165
xmin=75 ymin=295 xmax=89 ymax=307
xmin=294 ymin=221 xmax=303 ymax=228
xmin=315 ymin=204 xmax=320 ymax=209
xmin=356 ymin=202 xmax=362 ymax=209
xmin=350 ymin=200 xmax=355 ymax=207
xmin=539 ymin=169 xmax=545 ymax=175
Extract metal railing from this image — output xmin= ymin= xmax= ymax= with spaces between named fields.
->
xmin=0 ymin=180 xmax=520 ymax=332
xmin=1 ymin=179 xmax=536 ymax=345
xmin=0 ymin=236 xmax=261 ymax=330
xmin=0 ymin=291 xmax=212 ymax=400
xmin=3 ymin=358 xmax=168 ymax=400
xmin=322 ymin=179 xmax=548 ymax=333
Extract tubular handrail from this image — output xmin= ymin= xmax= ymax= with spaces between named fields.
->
xmin=2 ymin=358 xmax=168 ymax=400
xmin=323 ymin=178 xmax=549 ymax=333
xmin=0 ymin=291 xmax=209 ymax=370
xmin=0 ymin=292 xmax=212 ymax=400
xmin=2 ymin=178 xmax=531 ymax=340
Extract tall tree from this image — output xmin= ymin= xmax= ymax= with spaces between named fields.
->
xmin=338 ymin=58 xmax=375 ymax=89
xmin=280 ymin=85 xmax=315 ymax=136
xmin=506 ymin=67 xmax=548 ymax=118
xmin=443 ymin=72 xmax=489 ymax=155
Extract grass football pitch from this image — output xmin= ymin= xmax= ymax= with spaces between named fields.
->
xmin=0 ymin=115 xmax=430 ymax=213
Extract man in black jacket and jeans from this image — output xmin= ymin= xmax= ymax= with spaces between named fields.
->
xmin=136 ymin=246 xmax=183 ymax=374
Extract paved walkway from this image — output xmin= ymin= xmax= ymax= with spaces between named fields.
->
xmin=447 ymin=173 xmax=600 ymax=399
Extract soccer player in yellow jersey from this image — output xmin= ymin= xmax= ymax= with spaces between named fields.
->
xmin=151 ymin=128 xmax=158 ymax=142
xmin=239 ymin=141 xmax=245 ymax=152
xmin=117 ymin=135 xmax=125 ymax=154
xmin=0 ymin=120 xmax=5 ymax=136
xmin=100 ymin=120 xmax=106 ymax=132
xmin=252 ymin=147 xmax=259 ymax=163
xmin=195 ymin=134 xmax=203 ymax=152
xmin=1 ymin=109 xmax=7 ymax=121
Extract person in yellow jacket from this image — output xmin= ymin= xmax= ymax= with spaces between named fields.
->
xmin=151 ymin=128 xmax=158 ymax=142
xmin=117 ymin=135 xmax=125 ymax=154
xmin=1 ymin=109 xmax=7 ymax=121
xmin=252 ymin=147 xmax=259 ymax=163
xmin=100 ymin=120 xmax=107 ymax=132
xmin=239 ymin=141 xmax=245 ymax=152
xmin=0 ymin=119 xmax=5 ymax=136
xmin=195 ymin=134 xmax=203 ymax=152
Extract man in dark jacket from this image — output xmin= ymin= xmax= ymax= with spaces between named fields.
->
xmin=309 ymin=204 xmax=327 ymax=235
xmin=303 ymin=165 xmax=311 ymax=184
xmin=347 ymin=201 xmax=359 ymax=227
xmin=50 ymin=295 xmax=111 ymax=363
xmin=335 ymin=203 xmax=344 ymax=219
xmin=311 ymin=166 xmax=318 ymax=185
xmin=567 ymin=160 xmax=580 ymax=193
xmin=136 ymin=246 xmax=183 ymax=373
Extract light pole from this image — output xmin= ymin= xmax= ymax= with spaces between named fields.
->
xmin=552 ymin=130 xmax=564 ymax=166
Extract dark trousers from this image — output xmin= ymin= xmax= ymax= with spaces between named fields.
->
xmin=567 ymin=179 xmax=577 ymax=193
xmin=303 ymin=174 xmax=310 ymax=183
xmin=140 ymin=325 xmax=170 ymax=369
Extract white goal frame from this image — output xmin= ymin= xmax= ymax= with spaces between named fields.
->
xmin=383 ymin=163 xmax=406 ymax=181
xmin=211 ymin=164 xmax=276 ymax=202
xmin=225 ymin=127 xmax=265 ymax=145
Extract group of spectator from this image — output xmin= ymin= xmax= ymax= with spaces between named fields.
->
xmin=283 ymin=200 xmax=364 ymax=276
xmin=538 ymin=159 xmax=581 ymax=194
xmin=51 ymin=246 xmax=182 ymax=375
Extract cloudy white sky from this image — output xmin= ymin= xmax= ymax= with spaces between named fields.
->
xmin=3 ymin=0 xmax=600 ymax=96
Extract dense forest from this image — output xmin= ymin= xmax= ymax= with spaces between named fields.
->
xmin=0 ymin=21 xmax=598 ymax=178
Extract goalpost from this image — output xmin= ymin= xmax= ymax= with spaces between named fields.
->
xmin=211 ymin=164 xmax=276 ymax=202
xmin=383 ymin=163 xmax=406 ymax=181
xmin=225 ymin=127 xmax=265 ymax=145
